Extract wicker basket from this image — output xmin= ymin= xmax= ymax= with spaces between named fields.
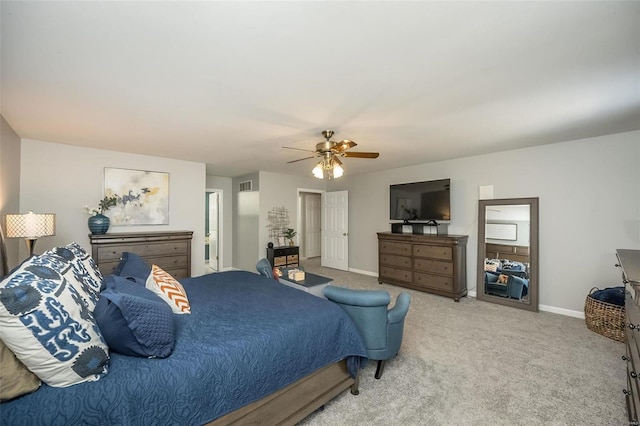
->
xmin=584 ymin=287 xmax=626 ymax=342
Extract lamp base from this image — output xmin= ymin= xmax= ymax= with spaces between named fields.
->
xmin=24 ymin=239 xmax=38 ymax=257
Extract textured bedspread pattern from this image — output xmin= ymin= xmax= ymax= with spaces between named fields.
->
xmin=2 ymin=271 xmax=367 ymax=425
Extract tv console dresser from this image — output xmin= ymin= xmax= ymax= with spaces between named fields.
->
xmin=377 ymin=232 xmax=467 ymax=301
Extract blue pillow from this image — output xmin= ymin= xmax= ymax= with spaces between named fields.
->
xmin=94 ymin=275 xmax=175 ymax=358
xmin=485 ymin=271 xmax=500 ymax=284
xmin=113 ymin=252 xmax=151 ymax=281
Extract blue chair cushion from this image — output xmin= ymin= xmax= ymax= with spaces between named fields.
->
xmin=114 ymin=252 xmax=151 ymax=281
xmin=94 ymin=275 xmax=175 ymax=358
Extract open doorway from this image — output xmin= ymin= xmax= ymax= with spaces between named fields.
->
xmin=297 ymin=190 xmax=322 ymax=262
xmin=205 ymin=190 xmax=222 ymax=273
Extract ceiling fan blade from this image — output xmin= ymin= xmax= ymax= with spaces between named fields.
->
xmin=334 ymin=140 xmax=357 ymax=152
xmin=342 ymin=151 xmax=379 ymax=159
xmin=286 ymin=156 xmax=317 ymax=164
xmin=282 ymin=146 xmax=315 ymax=153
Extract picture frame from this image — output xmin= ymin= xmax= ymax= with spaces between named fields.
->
xmin=104 ymin=167 xmax=169 ymax=225
xmin=277 ymin=237 xmax=286 ymax=247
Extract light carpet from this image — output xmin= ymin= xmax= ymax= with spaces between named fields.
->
xmin=297 ymin=258 xmax=626 ymax=426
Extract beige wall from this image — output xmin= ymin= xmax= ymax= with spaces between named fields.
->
xmin=327 ymin=130 xmax=640 ymax=314
xmin=0 ymin=116 xmax=21 ymax=268
xmin=19 ymin=139 xmax=207 ymax=276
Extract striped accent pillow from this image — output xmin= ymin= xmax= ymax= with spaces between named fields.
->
xmin=145 ymin=265 xmax=191 ymax=314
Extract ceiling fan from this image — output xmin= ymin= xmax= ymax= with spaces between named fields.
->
xmin=282 ymin=130 xmax=379 ymax=179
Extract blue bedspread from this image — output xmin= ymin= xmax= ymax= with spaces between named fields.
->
xmin=2 ymin=271 xmax=367 ymax=425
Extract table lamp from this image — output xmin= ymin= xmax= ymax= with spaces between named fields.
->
xmin=5 ymin=211 xmax=56 ymax=257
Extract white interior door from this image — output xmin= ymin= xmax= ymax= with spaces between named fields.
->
xmin=321 ymin=190 xmax=348 ymax=270
xmin=304 ymin=193 xmax=321 ymax=258
xmin=207 ymin=192 xmax=219 ymax=271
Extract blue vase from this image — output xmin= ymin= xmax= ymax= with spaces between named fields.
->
xmin=88 ymin=214 xmax=110 ymax=235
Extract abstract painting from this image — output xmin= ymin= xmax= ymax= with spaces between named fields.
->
xmin=104 ymin=167 xmax=169 ymax=225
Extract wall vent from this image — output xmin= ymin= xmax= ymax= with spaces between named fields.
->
xmin=239 ymin=180 xmax=253 ymax=192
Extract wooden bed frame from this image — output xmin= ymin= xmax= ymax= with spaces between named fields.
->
xmin=209 ymin=359 xmax=359 ymax=425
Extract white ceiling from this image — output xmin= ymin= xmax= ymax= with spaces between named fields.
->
xmin=2 ymin=1 xmax=639 ymax=178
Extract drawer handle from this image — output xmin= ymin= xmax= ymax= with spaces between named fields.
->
xmin=624 ymin=389 xmax=631 ymax=396
xmin=631 ymin=371 xmax=638 ymax=379
xmin=623 ymin=355 xmax=631 ymax=362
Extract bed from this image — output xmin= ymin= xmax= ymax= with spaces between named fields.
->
xmin=1 ymin=253 xmax=367 ymax=425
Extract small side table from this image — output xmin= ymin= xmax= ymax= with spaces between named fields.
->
xmin=279 ymin=269 xmax=332 ymax=298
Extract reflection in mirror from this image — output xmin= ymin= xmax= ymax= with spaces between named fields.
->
xmin=477 ymin=198 xmax=539 ymax=312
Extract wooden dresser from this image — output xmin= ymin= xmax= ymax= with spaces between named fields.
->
xmin=89 ymin=231 xmax=193 ymax=279
xmin=377 ymin=232 xmax=467 ymax=301
xmin=618 ymin=249 xmax=640 ymax=423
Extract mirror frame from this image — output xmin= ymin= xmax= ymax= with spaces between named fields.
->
xmin=477 ymin=197 xmax=539 ymax=312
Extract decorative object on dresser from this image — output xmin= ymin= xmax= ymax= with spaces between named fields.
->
xmin=283 ymin=227 xmax=297 ymax=246
xmin=267 ymin=245 xmax=299 ymax=269
xmin=377 ymin=232 xmax=467 ymax=302
xmin=477 ymin=197 xmax=539 ymax=312
xmin=5 ymin=211 xmax=56 ymax=257
xmin=617 ymin=249 xmax=640 ymax=424
xmin=84 ymin=195 xmax=117 ymax=235
xmin=89 ymin=231 xmax=193 ymax=278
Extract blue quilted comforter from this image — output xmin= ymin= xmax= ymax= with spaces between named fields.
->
xmin=2 ymin=271 xmax=367 ymax=425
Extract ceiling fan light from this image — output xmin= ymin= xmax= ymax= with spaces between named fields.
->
xmin=312 ymin=163 xmax=324 ymax=179
xmin=333 ymin=163 xmax=344 ymax=178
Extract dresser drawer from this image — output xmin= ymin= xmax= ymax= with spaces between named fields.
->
xmin=97 ymin=241 xmax=189 ymax=261
xmin=380 ymin=241 xmax=412 ymax=256
xmin=414 ymin=272 xmax=453 ymax=291
xmin=413 ymin=244 xmax=452 ymax=261
xmin=414 ymin=258 xmax=453 ymax=276
xmin=274 ymin=256 xmax=287 ymax=267
xmin=98 ymin=255 xmax=188 ymax=276
xmin=380 ymin=254 xmax=411 ymax=269
xmin=380 ymin=266 xmax=412 ymax=283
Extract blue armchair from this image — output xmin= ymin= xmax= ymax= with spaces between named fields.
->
xmin=256 ymin=258 xmax=274 ymax=279
xmin=323 ymin=285 xmax=411 ymax=379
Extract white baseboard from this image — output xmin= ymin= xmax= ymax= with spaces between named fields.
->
xmin=467 ymin=291 xmax=584 ymax=318
xmin=333 ymin=267 xmax=587 ymax=319
xmin=348 ymin=267 xmax=378 ymax=277
xmin=538 ymin=304 xmax=585 ymax=319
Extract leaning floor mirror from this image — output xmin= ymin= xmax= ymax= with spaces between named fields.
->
xmin=477 ymin=197 xmax=539 ymax=312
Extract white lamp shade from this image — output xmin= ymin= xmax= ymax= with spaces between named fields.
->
xmin=5 ymin=212 xmax=56 ymax=239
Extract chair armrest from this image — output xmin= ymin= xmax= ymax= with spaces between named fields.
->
xmin=324 ymin=285 xmax=390 ymax=307
xmin=388 ymin=292 xmax=411 ymax=324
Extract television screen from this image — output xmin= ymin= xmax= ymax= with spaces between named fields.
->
xmin=389 ymin=179 xmax=450 ymax=222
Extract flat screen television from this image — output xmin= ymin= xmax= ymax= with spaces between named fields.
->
xmin=389 ymin=178 xmax=451 ymax=223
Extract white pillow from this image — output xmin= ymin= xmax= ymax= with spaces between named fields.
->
xmin=0 ymin=255 xmax=109 ymax=387
xmin=145 ymin=265 xmax=191 ymax=314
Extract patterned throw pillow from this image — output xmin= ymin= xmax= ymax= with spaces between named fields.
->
xmin=0 ymin=256 xmax=109 ymax=387
xmin=41 ymin=243 xmax=104 ymax=310
xmin=145 ymin=265 xmax=191 ymax=314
